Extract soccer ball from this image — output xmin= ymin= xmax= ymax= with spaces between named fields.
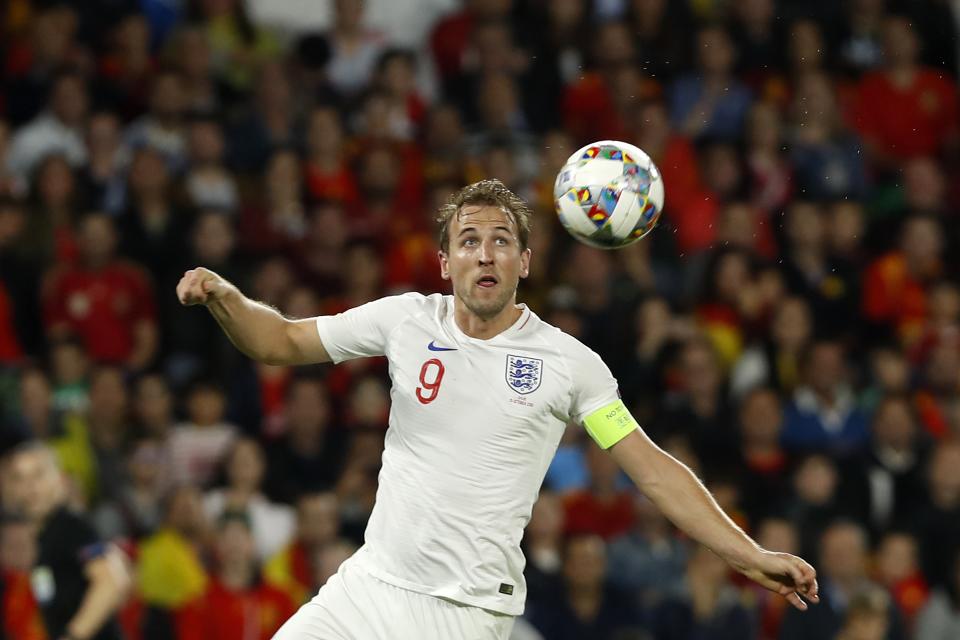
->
xmin=553 ymin=140 xmax=665 ymax=249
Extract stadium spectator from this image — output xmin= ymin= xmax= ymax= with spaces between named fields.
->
xmin=915 ymin=548 xmax=960 ymax=640
xmin=606 ymin=493 xmax=688 ymax=609
xmin=853 ymin=17 xmax=959 ymax=168
xmin=92 ymin=437 xmax=168 ymax=542
xmin=42 ymin=212 xmax=159 ymax=370
xmin=670 ymin=25 xmax=753 ymax=142
xmin=136 ymin=485 xmax=209 ymax=613
xmin=7 ymin=70 xmax=89 ymax=182
xmin=652 ymin=544 xmax=758 ymax=640
xmin=527 ymin=534 xmax=644 ymax=640
xmin=916 ymin=441 xmax=960 ymax=589
xmin=168 ymin=380 xmax=237 ymax=487
xmin=175 ymin=511 xmax=296 ymax=640
xmin=874 ymin=532 xmax=930 ymax=628
xmin=203 ymin=438 xmax=295 ymax=560
xmin=845 ymin=395 xmax=929 ymax=536
xmin=3 ymin=442 xmax=131 ymax=640
xmin=780 ymin=521 xmax=905 ymax=640
xmin=264 ymin=491 xmax=340 ymax=605
xmin=0 ymin=514 xmax=46 ymax=640
xmin=782 ymin=340 xmax=869 ymax=456
xmin=562 ymin=444 xmax=635 ymax=540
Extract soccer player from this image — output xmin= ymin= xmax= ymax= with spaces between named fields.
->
xmin=2 ymin=442 xmax=131 ymax=640
xmin=177 ymin=179 xmax=819 ymax=639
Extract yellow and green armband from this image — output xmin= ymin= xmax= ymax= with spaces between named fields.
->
xmin=582 ymin=399 xmax=639 ymax=449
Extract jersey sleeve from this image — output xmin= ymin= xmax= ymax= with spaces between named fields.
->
xmin=315 ymin=293 xmax=425 ymax=364
xmin=567 ymin=344 xmax=639 ymax=449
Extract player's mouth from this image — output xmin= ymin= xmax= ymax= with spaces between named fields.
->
xmin=476 ymin=274 xmax=499 ymax=288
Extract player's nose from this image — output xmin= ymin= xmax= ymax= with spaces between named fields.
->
xmin=478 ymin=239 xmax=495 ymax=264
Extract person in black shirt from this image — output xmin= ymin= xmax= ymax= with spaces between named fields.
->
xmin=3 ymin=441 xmax=131 ymax=640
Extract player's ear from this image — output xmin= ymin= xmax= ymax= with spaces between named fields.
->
xmin=519 ymin=247 xmax=531 ymax=279
xmin=438 ymin=250 xmax=450 ymax=280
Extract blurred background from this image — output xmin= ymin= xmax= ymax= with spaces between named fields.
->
xmin=0 ymin=0 xmax=959 ymax=638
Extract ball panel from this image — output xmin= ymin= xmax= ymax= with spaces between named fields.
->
xmin=556 ymin=192 xmax=601 ymax=238
xmin=571 ymin=158 xmax=626 ymax=186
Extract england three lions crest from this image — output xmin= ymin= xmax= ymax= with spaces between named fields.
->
xmin=506 ymin=355 xmax=543 ymax=395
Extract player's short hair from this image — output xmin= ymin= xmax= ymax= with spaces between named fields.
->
xmin=436 ymin=179 xmax=532 ymax=252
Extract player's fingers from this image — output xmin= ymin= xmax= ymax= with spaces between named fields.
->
xmin=785 ymin=591 xmax=808 ymax=611
xmin=786 ymin=558 xmax=819 ymax=603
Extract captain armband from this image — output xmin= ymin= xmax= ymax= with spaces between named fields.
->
xmin=582 ymin=399 xmax=639 ymax=449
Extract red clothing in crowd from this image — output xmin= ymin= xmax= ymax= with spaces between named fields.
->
xmin=862 ymin=252 xmax=934 ymax=343
xmin=853 ymin=69 xmax=959 ymax=159
xmin=0 ymin=281 xmax=23 ymax=363
xmin=429 ymin=10 xmax=474 ymax=80
xmin=655 ymin=136 xmax=721 ymax=255
xmin=176 ymin=578 xmax=296 ymax=640
xmin=303 ymin=160 xmax=360 ymax=206
xmin=43 ymin=261 xmax=157 ymax=364
xmin=2 ymin=570 xmax=47 ymax=640
xmin=562 ymin=490 xmax=635 ymax=540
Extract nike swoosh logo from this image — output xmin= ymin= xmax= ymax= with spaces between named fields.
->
xmin=428 ymin=340 xmax=457 ymax=352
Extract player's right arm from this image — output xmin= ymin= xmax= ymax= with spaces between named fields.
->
xmin=176 ymin=267 xmax=330 ymax=365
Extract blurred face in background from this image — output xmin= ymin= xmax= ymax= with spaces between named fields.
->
xmin=187 ymin=386 xmax=226 ymax=427
xmin=789 ymin=19 xmax=825 ymax=72
xmin=901 ymin=216 xmax=942 ymax=274
xmin=829 ymin=202 xmax=865 ymax=257
xmin=297 ymin=492 xmax=339 ymax=548
xmin=3 ymin=447 xmax=64 ymax=523
xmin=563 ymin=535 xmax=606 ymax=590
xmin=150 ymin=72 xmax=186 ymax=121
xmin=772 ymin=297 xmax=812 ymax=352
xmin=192 ymin=212 xmax=235 ymax=264
xmin=820 ymin=523 xmax=868 ymax=583
xmin=226 ymin=439 xmax=266 ymax=493
xmin=739 ymin=388 xmax=783 ymax=447
xmin=18 ymin=369 xmax=52 ymax=435
xmin=38 ymin=155 xmax=76 ymax=209
xmin=929 ymin=442 xmax=960 ymax=508
xmin=166 ymin=486 xmax=206 ymax=538
xmin=875 ymin=533 xmax=919 ymax=585
xmin=882 ymin=17 xmax=918 ymax=68
xmin=871 ymin=398 xmax=916 ymax=452
xmin=77 ymin=214 xmax=118 ymax=267
xmin=680 ymin=340 xmax=721 ymax=398
xmin=805 ymin=342 xmax=846 ymax=394
xmin=135 ymin=374 xmax=173 ymax=434
xmin=697 ymin=27 xmax=735 ymax=75
xmin=216 ymin=519 xmax=256 ymax=569
xmin=0 ymin=521 xmax=37 ymax=572
xmin=286 ymin=379 xmax=330 ymax=441
xmin=757 ymin=518 xmax=799 ymax=555
xmin=51 ymin=74 xmax=88 ymax=127
xmin=794 ymin=455 xmax=838 ymax=506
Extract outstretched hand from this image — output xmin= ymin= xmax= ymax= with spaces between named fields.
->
xmin=176 ymin=267 xmax=232 ymax=306
xmin=737 ymin=550 xmax=819 ymax=611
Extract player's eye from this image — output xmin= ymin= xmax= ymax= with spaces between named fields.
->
xmin=495 ymin=237 xmax=510 ymax=246
xmin=463 ymin=238 xmax=479 ymax=247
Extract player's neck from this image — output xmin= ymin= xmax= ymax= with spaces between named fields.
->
xmin=453 ymin=299 xmax=523 ymax=340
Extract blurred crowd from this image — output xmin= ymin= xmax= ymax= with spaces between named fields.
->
xmin=1 ymin=0 xmax=960 ymax=639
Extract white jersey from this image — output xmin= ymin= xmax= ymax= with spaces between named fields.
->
xmin=315 ymin=293 xmax=624 ymax=615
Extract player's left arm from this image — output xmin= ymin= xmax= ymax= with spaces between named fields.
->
xmin=598 ymin=412 xmax=819 ymax=611
xmin=62 ymin=544 xmax=132 ymax=640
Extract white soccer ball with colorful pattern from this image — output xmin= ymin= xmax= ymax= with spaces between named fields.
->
xmin=553 ymin=140 xmax=665 ymax=249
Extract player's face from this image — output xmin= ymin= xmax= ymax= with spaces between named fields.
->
xmin=440 ymin=205 xmax=530 ymax=320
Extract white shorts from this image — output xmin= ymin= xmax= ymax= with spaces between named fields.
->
xmin=271 ymin=558 xmax=515 ymax=640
